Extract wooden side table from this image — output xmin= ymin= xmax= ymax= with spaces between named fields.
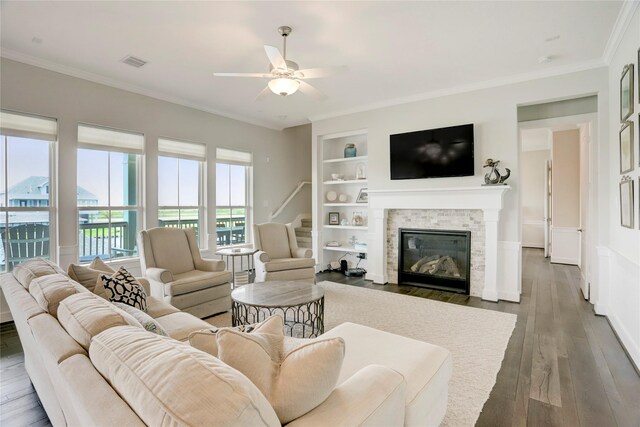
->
xmin=231 ymin=281 xmax=325 ymax=338
xmin=216 ymin=248 xmax=258 ymax=288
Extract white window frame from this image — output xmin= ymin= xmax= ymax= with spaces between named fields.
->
xmin=0 ymin=114 xmax=57 ymax=271
xmin=76 ymin=123 xmax=144 ymax=262
xmin=157 ymin=155 xmax=206 ymax=247
xmin=215 ymin=152 xmax=252 ymax=248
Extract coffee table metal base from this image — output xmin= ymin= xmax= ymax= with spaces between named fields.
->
xmin=232 ymin=297 xmax=324 ymax=338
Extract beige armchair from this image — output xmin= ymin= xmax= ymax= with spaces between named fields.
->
xmin=138 ymin=227 xmax=232 ymax=318
xmin=253 ymin=222 xmax=316 ymax=283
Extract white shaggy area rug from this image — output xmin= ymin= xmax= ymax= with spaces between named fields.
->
xmin=207 ymin=281 xmax=517 ymax=427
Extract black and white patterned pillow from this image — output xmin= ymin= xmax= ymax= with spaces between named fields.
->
xmin=100 ymin=267 xmax=148 ymax=312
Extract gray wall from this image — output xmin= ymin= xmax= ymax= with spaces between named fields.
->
xmin=0 ymin=58 xmax=312 ymax=265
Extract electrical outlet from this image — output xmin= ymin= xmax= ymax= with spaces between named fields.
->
xmin=357 ymin=253 xmax=366 ymax=259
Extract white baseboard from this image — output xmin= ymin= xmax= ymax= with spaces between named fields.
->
xmin=608 ymin=310 xmax=640 ymax=370
xmin=367 ymin=273 xmax=387 ymax=284
xmin=498 ymin=291 xmax=521 ymax=302
xmin=497 ymin=241 xmax=521 ymax=302
xmin=522 ymin=242 xmax=544 ymax=249
xmin=482 ymin=289 xmax=498 ymax=302
xmin=550 ymin=256 xmax=579 ymax=265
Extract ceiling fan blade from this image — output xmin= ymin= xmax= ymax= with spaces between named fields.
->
xmin=297 ymin=80 xmax=327 ymax=101
xmin=264 ymin=45 xmax=287 ymax=70
xmin=255 ymin=86 xmax=272 ymax=101
xmin=213 ymin=72 xmax=271 ymax=78
xmin=295 ymin=66 xmax=347 ymax=79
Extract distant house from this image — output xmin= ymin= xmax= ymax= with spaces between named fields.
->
xmin=0 ymin=176 xmax=98 ymax=207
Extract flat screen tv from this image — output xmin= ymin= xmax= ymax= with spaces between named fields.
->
xmin=390 ymin=123 xmax=474 ymax=180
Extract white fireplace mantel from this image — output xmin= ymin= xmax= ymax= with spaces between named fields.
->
xmin=367 ymin=186 xmax=511 ymax=301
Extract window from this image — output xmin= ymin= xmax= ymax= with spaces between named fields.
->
xmin=216 ymin=148 xmax=251 ymax=247
xmin=0 ymin=110 xmax=57 ymax=272
xmin=157 ymin=138 xmax=205 ymax=243
xmin=77 ymin=124 xmax=143 ymax=262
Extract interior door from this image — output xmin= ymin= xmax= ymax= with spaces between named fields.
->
xmin=544 ymin=160 xmax=552 ymax=258
xmin=579 ymin=123 xmax=591 ymax=299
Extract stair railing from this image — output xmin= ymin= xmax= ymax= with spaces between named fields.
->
xmin=269 ymin=181 xmax=311 ymax=221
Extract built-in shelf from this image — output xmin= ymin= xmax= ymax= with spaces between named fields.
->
xmin=323 ymin=180 xmax=368 ymax=185
xmin=323 ymin=203 xmax=368 ymax=207
xmin=323 ymin=225 xmax=368 ymax=230
xmin=323 ymin=245 xmax=368 ymax=254
xmin=323 ymin=156 xmax=368 ymax=164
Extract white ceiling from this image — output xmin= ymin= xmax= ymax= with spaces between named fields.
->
xmin=0 ymin=1 xmax=624 ymax=130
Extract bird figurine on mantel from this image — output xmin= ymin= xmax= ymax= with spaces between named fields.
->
xmin=483 ymin=159 xmax=511 ymax=185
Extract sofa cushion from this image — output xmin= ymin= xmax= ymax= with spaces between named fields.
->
xmin=147 ymin=228 xmax=195 ymax=275
xmin=154 ymin=311 xmax=211 ymax=342
xmin=67 ymin=257 xmax=114 ymax=292
xmin=167 ymin=270 xmax=232 ymax=296
xmin=189 ymin=314 xmax=284 ymax=358
xmin=90 ymin=326 xmax=280 ymax=427
xmin=99 ymin=267 xmax=148 ymax=312
xmin=112 ymin=302 xmax=168 ymax=336
xmin=57 ymin=293 xmax=142 ymax=350
xmin=256 ymin=223 xmax=292 ymax=259
xmin=217 ymin=323 xmax=345 ymax=424
xmin=264 ymin=257 xmax=316 ymax=272
xmin=13 ymin=258 xmax=65 ymax=289
xmin=145 ymin=295 xmax=180 ymax=318
xmin=28 ymin=274 xmax=89 ymax=318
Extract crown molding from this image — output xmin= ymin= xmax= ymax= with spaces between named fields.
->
xmin=307 ymin=58 xmax=606 ymax=122
xmin=602 ymin=1 xmax=639 ymax=65
xmin=0 ymin=49 xmax=285 ymax=131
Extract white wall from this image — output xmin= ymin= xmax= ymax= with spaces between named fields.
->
xmin=0 ymin=58 xmax=311 ymax=321
xmin=597 ymin=6 xmax=640 ymax=368
xmin=521 ymin=149 xmax=550 ymax=248
xmin=312 ymin=67 xmax=609 ymax=303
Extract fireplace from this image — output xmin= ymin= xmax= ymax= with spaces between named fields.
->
xmin=398 ymin=228 xmax=471 ymax=294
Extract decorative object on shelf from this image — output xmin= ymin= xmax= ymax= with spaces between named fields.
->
xmin=326 ymin=241 xmax=341 ymax=247
xmin=338 ymin=193 xmax=348 ymax=202
xmin=355 ymin=162 xmax=367 ymax=180
xmin=340 ymin=218 xmax=349 ymax=226
xmin=328 ymin=212 xmax=340 ymax=225
xmin=351 ymin=212 xmax=364 ymax=226
xmin=356 ymin=188 xmax=368 ymax=203
xmin=344 ymin=143 xmax=357 ymax=158
xmin=482 ymin=159 xmax=511 ymax=185
xmin=349 ymin=235 xmax=358 ymax=246
xmin=354 ymin=242 xmax=368 ymax=252
xmin=330 ymin=173 xmax=344 ymax=181
xmin=619 ymin=121 xmax=634 ymax=173
xmin=620 ymin=177 xmax=634 ymax=229
xmin=620 ymin=63 xmax=634 ymax=122
xmin=326 ymin=190 xmax=337 ymax=202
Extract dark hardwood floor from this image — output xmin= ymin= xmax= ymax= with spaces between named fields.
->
xmin=1 ymin=248 xmax=638 ymax=426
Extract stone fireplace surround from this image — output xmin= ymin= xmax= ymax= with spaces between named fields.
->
xmin=366 ymin=186 xmax=512 ymax=301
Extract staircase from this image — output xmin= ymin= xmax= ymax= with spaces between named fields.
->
xmin=295 ymin=218 xmax=312 ymax=249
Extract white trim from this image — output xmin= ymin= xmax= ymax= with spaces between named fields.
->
xmin=308 ymin=59 xmax=605 ymax=122
xmin=0 ymin=49 xmax=285 ymax=132
xmin=602 ymin=1 xmax=640 ymax=64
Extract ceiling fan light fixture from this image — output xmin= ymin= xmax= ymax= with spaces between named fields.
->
xmin=268 ymin=77 xmax=300 ymax=96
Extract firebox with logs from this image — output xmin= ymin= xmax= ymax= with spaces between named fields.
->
xmin=398 ymin=228 xmax=471 ymax=294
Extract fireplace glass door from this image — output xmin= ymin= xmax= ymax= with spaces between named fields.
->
xmin=398 ymin=228 xmax=471 ymax=294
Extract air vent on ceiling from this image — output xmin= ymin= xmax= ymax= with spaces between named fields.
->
xmin=121 ymin=55 xmax=147 ymax=68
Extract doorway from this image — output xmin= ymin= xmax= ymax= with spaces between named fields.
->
xmin=519 ymin=113 xmax=596 ymax=300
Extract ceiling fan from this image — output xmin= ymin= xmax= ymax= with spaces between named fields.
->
xmin=213 ymin=26 xmax=346 ymax=100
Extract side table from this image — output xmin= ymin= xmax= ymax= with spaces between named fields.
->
xmin=216 ymin=248 xmax=258 ymax=288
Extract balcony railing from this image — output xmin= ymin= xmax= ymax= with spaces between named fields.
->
xmin=1 ymin=216 xmax=247 ymax=270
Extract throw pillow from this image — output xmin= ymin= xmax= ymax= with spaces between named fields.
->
xmin=99 ymin=267 xmax=148 ymax=312
xmin=189 ymin=315 xmax=284 ymax=357
xmin=217 ymin=324 xmax=345 ymax=424
xmin=13 ymin=258 xmax=65 ymax=289
xmin=112 ymin=302 xmax=168 ymax=337
xmin=67 ymin=257 xmax=115 ymax=292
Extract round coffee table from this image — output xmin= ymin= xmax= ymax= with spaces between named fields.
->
xmin=231 ymin=281 xmax=324 ymax=338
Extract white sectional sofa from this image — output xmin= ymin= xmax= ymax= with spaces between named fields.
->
xmin=0 ymin=259 xmax=452 ymax=426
